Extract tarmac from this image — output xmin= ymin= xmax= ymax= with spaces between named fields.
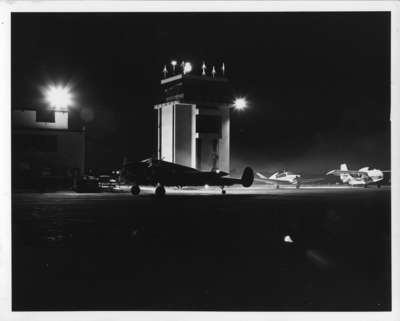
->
xmin=12 ymin=185 xmax=391 ymax=311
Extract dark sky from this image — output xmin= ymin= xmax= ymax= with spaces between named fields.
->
xmin=12 ymin=12 xmax=390 ymax=175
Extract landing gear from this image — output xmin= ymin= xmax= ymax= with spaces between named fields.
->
xmin=276 ymin=184 xmax=280 ymax=189
xmin=221 ymin=186 xmax=226 ymax=195
xmin=155 ymin=184 xmax=166 ymax=197
xmin=296 ymin=183 xmax=301 ymax=189
xmin=377 ymin=182 xmax=382 ymax=188
xmin=131 ymin=184 xmax=140 ymax=195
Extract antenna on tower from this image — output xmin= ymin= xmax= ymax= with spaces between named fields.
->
xmin=212 ymin=66 xmax=216 ymax=78
xmin=162 ymin=65 xmax=167 ymax=78
xmin=202 ymin=61 xmax=207 ymax=76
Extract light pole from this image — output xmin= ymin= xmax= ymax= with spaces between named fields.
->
xmin=42 ymin=83 xmax=84 ymax=184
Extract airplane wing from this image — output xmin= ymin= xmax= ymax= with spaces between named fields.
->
xmin=326 ymin=169 xmax=368 ymax=176
xmin=298 ymin=177 xmax=325 ymax=184
xmin=255 ymin=172 xmax=277 ymax=184
xmin=148 ymin=159 xmax=200 ymax=174
xmin=256 ymin=172 xmax=269 ymax=179
xmin=218 ymin=177 xmax=243 ymax=186
xmin=255 ymin=172 xmax=294 ymax=185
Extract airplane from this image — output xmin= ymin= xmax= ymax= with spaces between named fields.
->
xmin=120 ymin=158 xmax=254 ymax=196
xmin=326 ymin=163 xmax=387 ymax=188
xmin=256 ymin=170 xmax=323 ymax=189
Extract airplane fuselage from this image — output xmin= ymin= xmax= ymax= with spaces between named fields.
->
xmin=121 ymin=159 xmax=254 ymax=196
xmin=256 ymin=171 xmax=302 ymax=188
xmin=341 ymin=170 xmax=384 ymax=186
xmin=268 ymin=173 xmax=300 ymax=185
xmin=328 ymin=164 xmax=385 ymax=187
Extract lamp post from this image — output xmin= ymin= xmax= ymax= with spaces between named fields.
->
xmin=42 ymin=83 xmax=85 ymax=182
xmin=171 ymin=60 xmax=177 ymax=74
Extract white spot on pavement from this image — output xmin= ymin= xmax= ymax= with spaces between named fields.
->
xmin=284 ymin=235 xmax=294 ymax=243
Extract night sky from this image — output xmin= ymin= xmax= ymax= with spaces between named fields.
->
xmin=12 ymin=12 xmax=390 ymax=175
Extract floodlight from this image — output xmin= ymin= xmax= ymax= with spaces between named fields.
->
xmin=233 ymin=97 xmax=247 ymax=110
xmin=44 ymin=84 xmax=74 ymax=109
xmin=183 ymin=62 xmax=192 ymax=74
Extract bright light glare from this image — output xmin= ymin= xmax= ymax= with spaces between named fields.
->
xmin=183 ymin=62 xmax=192 ymax=74
xmin=171 ymin=60 xmax=177 ymax=66
xmin=234 ymin=97 xmax=247 ymax=110
xmin=45 ymin=85 xmax=74 ymax=109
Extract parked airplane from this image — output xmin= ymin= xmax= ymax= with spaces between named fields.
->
xmin=326 ymin=163 xmax=387 ymax=187
xmin=120 ymin=158 xmax=254 ymax=196
xmin=256 ymin=170 xmax=323 ymax=189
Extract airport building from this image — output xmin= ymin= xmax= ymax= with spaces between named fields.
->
xmin=154 ymin=62 xmax=232 ymax=172
xmin=12 ymin=106 xmax=85 ymax=188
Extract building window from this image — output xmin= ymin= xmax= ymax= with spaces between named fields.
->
xmin=32 ymin=135 xmax=57 ymax=152
xmin=36 ymin=109 xmax=55 ymax=123
xmin=14 ymin=134 xmax=58 ymax=153
xmin=196 ymin=115 xmax=221 ymax=136
xmin=13 ymin=134 xmax=33 ymax=152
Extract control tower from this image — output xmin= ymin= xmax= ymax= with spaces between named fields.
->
xmin=154 ymin=62 xmax=232 ymax=172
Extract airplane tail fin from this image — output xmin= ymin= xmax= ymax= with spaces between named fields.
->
xmin=339 ymin=163 xmax=351 ymax=183
xmin=241 ymin=167 xmax=254 ymax=187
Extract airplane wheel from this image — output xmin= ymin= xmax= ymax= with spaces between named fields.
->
xmin=131 ymin=185 xmax=140 ymax=195
xmin=377 ymin=183 xmax=382 ymax=188
xmin=276 ymin=185 xmax=280 ymax=189
xmin=155 ymin=185 xmax=166 ymax=197
xmin=221 ymin=189 xmax=226 ymax=195
xmin=296 ymin=184 xmax=300 ymax=189
xmin=364 ymin=185 xmax=368 ymax=188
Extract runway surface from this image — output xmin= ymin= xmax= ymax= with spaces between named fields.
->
xmin=12 ymin=186 xmax=391 ymax=311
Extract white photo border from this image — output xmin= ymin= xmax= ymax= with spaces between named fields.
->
xmin=1 ymin=1 xmax=398 ymax=321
